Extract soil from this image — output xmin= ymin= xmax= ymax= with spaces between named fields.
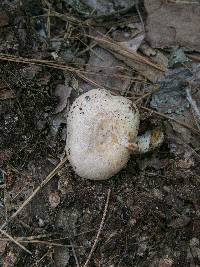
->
xmin=0 ymin=1 xmax=200 ymax=267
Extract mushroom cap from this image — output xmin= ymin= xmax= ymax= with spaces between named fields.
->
xmin=66 ymin=89 xmax=139 ymax=180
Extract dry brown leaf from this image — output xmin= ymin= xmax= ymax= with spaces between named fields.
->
xmin=54 ymin=84 xmax=72 ymax=113
xmin=145 ymin=0 xmax=200 ymax=51
xmin=88 ymin=34 xmax=166 ymax=82
xmin=82 ymin=46 xmax=132 ymax=93
xmin=119 ymin=34 xmax=145 ymax=52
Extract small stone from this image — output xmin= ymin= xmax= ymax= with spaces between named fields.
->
xmin=159 ymin=258 xmax=173 ymax=267
xmin=137 ymin=242 xmax=147 ymax=257
xmin=129 ymin=218 xmax=137 ymax=226
xmin=163 ymin=186 xmax=171 ymax=193
xmin=152 ymin=188 xmax=163 ymax=200
xmin=190 ymin=237 xmax=199 ymax=247
xmin=49 ymin=191 xmax=61 ymax=208
xmin=38 ymin=218 xmax=45 ymax=227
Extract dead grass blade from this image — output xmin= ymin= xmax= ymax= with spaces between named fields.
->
xmin=141 ymin=106 xmax=200 ymax=136
xmin=0 ymin=156 xmax=68 ymax=237
xmin=0 ymin=229 xmax=32 ymax=254
xmin=83 ymin=189 xmax=111 ymax=267
xmin=0 ymin=53 xmax=141 ymax=86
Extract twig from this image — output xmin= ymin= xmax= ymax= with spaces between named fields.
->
xmin=75 ymin=37 xmax=104 ymax=61
xmin=0 ymin=54 xmax=95 ymax=88
xmin=187 ymin=54 xmax=200 ymax=62
xmin=46 ymin=9 xmax=83 ymax=25
xmin=70 ymin=240 xmax=80 ymax=267
xmin=31 ymin=249 xmax=50 ymax=267
xmin=47 ymin=8 xmax=51 ymax=39
xmin=83 ymin=189 xmax=111 ymax=267
xmin=0 ymin=52 xmax=140 ymax=94
xmin=18 ymin=240 xmax=74 ymax=247
xmin=76 ymin=42 xmax=97 ymax=57
xmin=0 ymin=54 xmax=143 ymax=86
xmin=141 ymin=106 xmax=200 ymax=136
xmin=0 ymin=237 xmax=70 ymax=247
xmin=0 ymin=236 xmax=81 ymax=248
xmin=0 ymin=156 xmax=68 ymax=232
xmin=86 ymin=34 xmax=165 ymax=72
xmin=0 ymin=53 xmax=75 ymax=72
xmin=85 ymin=33 xmax=165 ymax=82
xmin=0 ymin=53 xmax=150 ymax=95
xmin=191 ymin=109 xmax=200 ymax=132
xmin=43 ymin=0 xmax=52 ymax=39
xmin=167 ymin=0 xmax=199 ymax=4
xmin=135 ymin=3 xmax=145 ymax=32
xmin=135 ymin=85 xmax=160 ymax=103
xmin=0 ymin=229 xmax=32 ymax=254
xmin=186 ymin=87 xmax=200 ymax=121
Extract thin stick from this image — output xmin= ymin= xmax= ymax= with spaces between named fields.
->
xmin=70 ymin=240 xmax=80 ymax=267
xmin=186 ymin=87 xmax=200 ymax=121
xmin=0 ymin=53 xmax=143 ymax=81
xmin=187 ymin=54 xmax=200 ymax=62
xmin=135 ymin=3 xmax=145 ymax=32
xmin=47 ymin=8 xmax=51 ymax=39
xmin=0 ymin=237 xmax=80 ymax=248
xmin=83 ymin=189 xmax=111 ymax=267
xmin=0 ymin=229 xmax=32 ymax=254
xmin=0 ymin=237 xmax=68 ymax=247
xmin=141 ymin=106 xmax=200 ymax=136
xmin=192 ymin=109 xmax=200 ymax=132
xmin=18 ymin=240 xmax=73 ymax=247
xmin=135 ymin=85 xmax=160 ymax=103
xmin=86 ymin=34 xmax=165 ymax=72
xmin=31 ymin=250 xmax=49 ymax=267
xmin=0 ymin=156 xmax=68 ymax=231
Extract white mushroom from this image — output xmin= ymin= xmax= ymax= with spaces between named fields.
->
xmin=66 ymin=89 xmax=164 ymax=180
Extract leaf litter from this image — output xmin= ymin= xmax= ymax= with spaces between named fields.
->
xmin=0 ymin=0 xmax=200 ymax=266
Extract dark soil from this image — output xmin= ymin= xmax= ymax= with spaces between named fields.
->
xmin=0 ymin=1 xmax=200 ymax=267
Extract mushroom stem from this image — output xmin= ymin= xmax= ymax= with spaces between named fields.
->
xmin=126 ymin=142 xmax=138 ymax=152
xmin=129 ymin=129 xmax=164 ymax=154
